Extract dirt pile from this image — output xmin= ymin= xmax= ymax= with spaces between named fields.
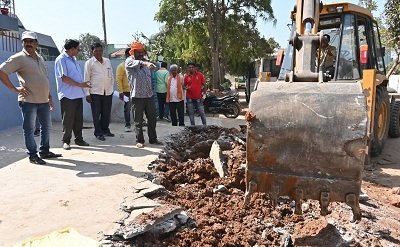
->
xmin=120 ymin=126 xmax=400 ymax=247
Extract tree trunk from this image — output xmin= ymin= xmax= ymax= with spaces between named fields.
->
xmin=102 ymin=0 xmax=107 ymax=45
xmin=206 ymin=0 xmax=219 ymax=90
xmin=386 ymin=53 xmax=400 ymax=77
xmin=218 ymin=0 xmax=226 ymax=89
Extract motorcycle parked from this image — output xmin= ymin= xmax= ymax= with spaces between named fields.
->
xmin=203 ymin=92 xmax=241 ymax=118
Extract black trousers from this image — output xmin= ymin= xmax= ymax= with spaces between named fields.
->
xmin=169 ymin=100 xmax=185 ymax=126
xmin=132 ymin=97 xmax=157 ymax=143
xmin=157 ymin=92 xmax=168 ymax=119
xmin=90 ymin=94 xmax=112 ymax=137
xmin=123 ymin=92 xmax=132 ymax=127
xmin=60 ymin=97 xmax=84 ymax=144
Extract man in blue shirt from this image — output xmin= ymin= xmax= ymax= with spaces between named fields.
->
xmin=55 ymin=39 xmax=91 ymax=150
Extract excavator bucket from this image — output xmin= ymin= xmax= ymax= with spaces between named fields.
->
xmin=245 ymin=81 xmax=367 ymax=220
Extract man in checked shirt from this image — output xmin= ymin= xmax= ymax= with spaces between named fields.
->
xmin=125 ymin=42 xmax=162 ymax=148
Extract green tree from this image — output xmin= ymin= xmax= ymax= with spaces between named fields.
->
xmin=383 ymin=0 xmax=400 ymax=76
xmin=155 ymin=0 xmax=276 ymax=89
xmin=75 ymin=33 xmax=102 ymax=60
xmin=358 ymin=0 xmax=378 ymax=12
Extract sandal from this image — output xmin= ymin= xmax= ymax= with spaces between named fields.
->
xmin=39 ymin=151 xmax=62 ymax=159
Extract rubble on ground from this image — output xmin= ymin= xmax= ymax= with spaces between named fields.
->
xmin=108 ymin=125 xmax=400 ymax=247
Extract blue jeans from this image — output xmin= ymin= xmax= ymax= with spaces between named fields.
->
xmin=18 ymin=102 xmax=51 ymax=156
xmin=187 ymin=99 xmax=206 ymax=126
xmin=124 ymin=100 xmax=132 ymax=127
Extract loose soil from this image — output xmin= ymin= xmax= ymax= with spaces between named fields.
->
xmin=117 ymin=126 xmax=400 ymax=247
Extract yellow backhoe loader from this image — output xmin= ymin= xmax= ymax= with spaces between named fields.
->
xmin=245 ymin=1 xmax=400 ymax=221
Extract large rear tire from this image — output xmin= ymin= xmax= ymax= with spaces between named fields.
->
xmin=370 ymin=85 xmax=390 ymax=157
xmin=223 ymin=103 xmax=241 ymax=118
xmin=389 ymin=100 xmax=400 ymax=138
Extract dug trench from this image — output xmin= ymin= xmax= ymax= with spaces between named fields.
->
xmin=108 ymin=125 xmax=400 ymax=247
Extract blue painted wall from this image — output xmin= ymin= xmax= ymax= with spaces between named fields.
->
xmin=0 ymin=56 xmax=127 ymax=131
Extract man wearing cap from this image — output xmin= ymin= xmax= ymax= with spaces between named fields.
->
xmin=125 ymin=41 xmax=161 ymax=148
xmin=55 ymin=39 xmax=91 ymax=150
xmin=0 ymin=31 xmax=62 ymax=164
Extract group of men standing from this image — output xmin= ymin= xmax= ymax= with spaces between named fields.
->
xmin=55 ymin=39 xmax=116 ymax=150
xmin=0 ymin=31 xmax=207 ymax=164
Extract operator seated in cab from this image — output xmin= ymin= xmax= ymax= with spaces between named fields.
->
xmin=318 ymin=34 xmax=337 ymax=79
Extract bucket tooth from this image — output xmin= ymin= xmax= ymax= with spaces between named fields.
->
xmin=295 ymin=189 xmax=303 ymax=215
xmin=346 ymin=193 xmax=361 ymax=222
xmin=320 ymin=191 xmax=330 ymax=216
xmin=271 ymin=185 xmax=280 ymax=207
xmin=244 ymin=181 xmax=257 ymax=204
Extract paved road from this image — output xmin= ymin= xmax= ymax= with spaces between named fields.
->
xmin=0 ymin=116 xmax=245 ymax=246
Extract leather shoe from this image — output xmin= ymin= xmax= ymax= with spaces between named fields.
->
xmin=149 ymin=139 xmax=163 ymax=145
xmin=75 ymin=140 xmax=90 ymax=146
xmin=96 ymin=135 xmax=106 ymax=141
xmin=104 ymin=132 xmax=115 ymax=137
xmin=29 ymin=155 xmax=46 ymax=165
xmin=39 ymin=151 xmax=62 ymax=159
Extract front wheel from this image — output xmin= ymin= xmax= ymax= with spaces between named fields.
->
xmin=370 ymin=85 xmax=390 ymax=156
xmin=223 ymin=103 xmax=241 ymax=119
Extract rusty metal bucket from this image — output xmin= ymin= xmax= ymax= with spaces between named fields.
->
xmin=245 ymin=81 xmax=367 ymax=221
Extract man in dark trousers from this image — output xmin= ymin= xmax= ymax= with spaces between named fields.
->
xmin=84 ymin=42 xmax=115 ymax=141
xmin=55 ymin=39 xmax=91 ymax=150
xmin=125 ymin=42 xmax=161 ymax=148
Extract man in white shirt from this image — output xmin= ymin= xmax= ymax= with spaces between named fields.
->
xmin=166 ymin=64 xmax=185 ymax=126
xmin=84 ymin=42 xmax=114 ymax=141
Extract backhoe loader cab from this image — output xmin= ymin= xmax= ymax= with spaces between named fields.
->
xmin=279 ymin=3 xmax=386 ymax=82
xmin=245 ymin=1 xmax=395 ymax=221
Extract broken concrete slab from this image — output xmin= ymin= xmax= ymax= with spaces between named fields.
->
xmin=150 ymin=218 xmax=177 ymax=234
xmin=101 ymin=222 xmax=122 ymax=237
xmin=140 ymin=184 xmax=166 ymax=197
xmin=121 ymin=194 xmax=162 ymax=212
xmin=209 ymin=140 xmax=228 ymax=177
xmin=174 ymin=211 xmax=189 ymax=224
xmin=118 ymin=205 xmax=183 ymax=239
xmin=213 ymin=185 xmax=227 ymax=193
xmin=131 ymin=179 xmax=160 ymax=193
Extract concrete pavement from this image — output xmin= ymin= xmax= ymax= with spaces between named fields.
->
xmin=0 ymin=116 xmax=245 ymax=246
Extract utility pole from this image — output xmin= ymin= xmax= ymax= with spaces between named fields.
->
xmin=102 ymin=0 xmax=107 ymax=45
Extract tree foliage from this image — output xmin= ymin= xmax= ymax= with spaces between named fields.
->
xmin=75 ymin=33 xmax=102 ymax=60
xmin=358 ymin=0 xmax=378 ymax=12
xmin=383 ymin=0 xmax=400 ymax=76
xmin=155 ymin=0 xmax=277 ymax=89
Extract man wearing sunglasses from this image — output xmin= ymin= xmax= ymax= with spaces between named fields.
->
xmin=0 ymin=31 xmax=61 ymax=164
